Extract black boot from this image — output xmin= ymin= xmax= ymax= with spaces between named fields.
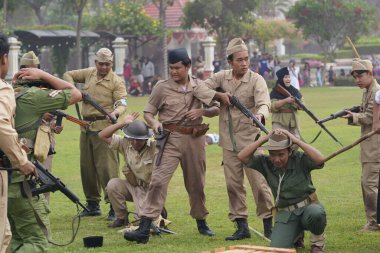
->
xmin=196 ymin=219 xmax=215 ymax=236
xmin=107 ymin=205 xmax=116 ymax=221
xmin=124 ymin=217 xmax=152 ymax=244
xmin=263 ymin=217 xmax=272 ymax=239
xmin=225 ymin=218 xmax=251 ymax=241
xmin=80 ymin=201 xmax=101 ymax=217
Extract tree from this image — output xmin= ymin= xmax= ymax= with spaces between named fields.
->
xmin=287 ymin=0 xmax=375 ymax=59
xmin=243 ymin=19 xmax=297 ymax=53
xmin=256 ymin=0 xmax=293 ymax=18
xmin=182 ymin=0 xmax=260 ymax=69
xmin=24 ymin=0 xmax=52 ymax=25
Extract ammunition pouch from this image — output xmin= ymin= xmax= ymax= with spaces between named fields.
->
xmin=34 ymin=125 xmax=52 ymax=163
xmin=191 ymin=123 xmax=209 ymax=137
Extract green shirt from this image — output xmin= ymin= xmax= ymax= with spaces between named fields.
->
xmin=12 ymin=86 xmax=71 ymax=183
xmin=246 ymin=151 xmax=324 ymax=208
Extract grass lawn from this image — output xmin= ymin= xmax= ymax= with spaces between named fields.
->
xmin=46 ymin=86 xmax=380 ymax=253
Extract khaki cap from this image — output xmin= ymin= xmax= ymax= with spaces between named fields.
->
xmin=95 ymin=48 xmax=113 ymax=62
xmin=351 ymin=58 xmax=373 ymax=74
xmin=226 ymin=38 xmax=248 ymax=56
xmin=20 ymin=51 xmax=40 ymax=66
xmin=261 ymin=132 xmax=292 ymax=151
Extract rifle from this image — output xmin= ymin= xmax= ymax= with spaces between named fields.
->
xmin=274 ymin=84 xmax=343 ymax=146
xmin=50 ymin=110 xmax=90 ymax=127
xmin=216 ymin=88 xmax=269 ymax=134
xmin=81 ymin=92 xmax=117 ymax=124
xmin=155 ymin=128 xmax=170 ymax=166
xmin=22 ymin=160 xmax=89 ymax=212
xmin=317 ymin=106 xmax=361 ymax=124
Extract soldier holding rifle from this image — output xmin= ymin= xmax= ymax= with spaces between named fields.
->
xmin=63 ymin=48 xmax=127 ymax=219
xmin=343 ymin=59 xmax=380 ymax=232
xmin=203 ymin=38 xmax=274 ymax=240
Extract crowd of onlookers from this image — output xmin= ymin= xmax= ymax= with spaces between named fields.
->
xmin=125 ymin=52 xmax=380 ymax=93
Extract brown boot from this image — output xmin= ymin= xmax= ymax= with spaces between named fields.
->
xmin=310 ymin=245 xmax=324 ymax=253
xmin=108 ymin=218 xmax=126 ymax=228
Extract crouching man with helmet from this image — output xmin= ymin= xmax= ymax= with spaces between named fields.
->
xmin=98 ymin=113 xmax=159 ymax=228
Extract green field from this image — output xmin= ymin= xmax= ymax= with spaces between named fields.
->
xmin=46 ymin=86 xmax=380 ymax=253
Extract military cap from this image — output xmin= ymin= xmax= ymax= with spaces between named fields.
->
xmin=95 ymin=48 xmax=113 ymax=62
xmin=20 ymin=51 xmax=40 ymax=66
xmin=351 ymin=58 xmax=373 ymax=74
xmin=226 ymin=38 xmax=248 ymax=56
xmin=261 ymin=132 xmax=292 ymax=151
xmin=168 ymin=48 xmax=190 ymax=64
xmin=276 ymin=67 xmax=290 ymax=80
xmin=122 ymin=121 xmax=153 ymax=140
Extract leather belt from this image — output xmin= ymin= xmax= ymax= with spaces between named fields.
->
xmin=163 ymin=123 xmax=194 ymax=135
xmin=83 ymin=115 xmax=107 ymax=121
xmin=277 ymin=198 xmax=311 ymax=212
xmin=278 ymin=108 xmax=293 ymax=113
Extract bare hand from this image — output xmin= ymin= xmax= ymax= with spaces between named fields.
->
xmin=43 ymin=113 xmax=54 ymax=122
xmin=124 ymin=112 xmax=140 ymax=125
xmin=273 ymin=128 xmax=298 ymax=143
xmin=286 ymin=97 xmax=295 ymax=104
xmin=13 ymin=68 xmax=46 ymax=82
xmin=217 ymin=92 xmax=232 ymax=106
xmin=342 ymin=110 xmax=353 ymax=119
xmin=18 ymin=161 xmax=37 ymax=176
xmin=152 ymin=121 xmax=163 ymax=134
xmin=52 ymin=124 xmax=63 ymax=134
xmin=107 ymin=112 xmax=118 ymax=124
xmin=185 ymin=109 xmax=204 ymax=120
xmin=253 ymin=114 xmax=263 ymax=126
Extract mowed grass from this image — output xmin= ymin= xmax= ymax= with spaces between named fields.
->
xmin=47 ymin=86 xmax=380 ymax=253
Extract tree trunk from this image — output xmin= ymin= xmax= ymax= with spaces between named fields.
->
xmin=220 ymin=36 xmax=229 ymax=70
xmin=159 ymin=0 xmax=168 ymax=79
xmin=76 ymin=9 xmax=83 ymax=69
xmin=2 ymin=0 xmax=7 ymax=33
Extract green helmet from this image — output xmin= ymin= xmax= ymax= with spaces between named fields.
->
xmin=122 ymin=121 xmax=152 ymax=140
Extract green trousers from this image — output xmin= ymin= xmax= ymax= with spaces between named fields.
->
xmin=8 ymin=183 xmax=50 ymax=253
xmin=80 ymin=131 xmax=119 ymax=202
xmin=270 ymin=203 xmax=326 ymax=248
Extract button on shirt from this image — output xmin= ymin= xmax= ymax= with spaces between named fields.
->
xmin=109 ymin=135 xmax=155 ymax=184
xmin=246 ymin=151 xmax=324 ymax=208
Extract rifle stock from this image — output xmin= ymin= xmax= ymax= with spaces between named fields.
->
xmin=50 ymin=110 xmax=90 ymax=127
xmin=274 ymin=85 xmax=343 ymax=146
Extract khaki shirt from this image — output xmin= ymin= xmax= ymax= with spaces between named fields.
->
xmin=0 ymin=80 xmax=28 ymax=167
xmin=63 ymin=67 xmax=127 ymax=131
xmin=271 ymin=99 xmax=298 ymax=129
xmin=144 ymin=75 xmax=216 ymax=125
xmin=350 ymin=79 xmax=380 ymax=162
xmin=109 ymin=135 xmax=155 ymax=184
xmin=204 ymin=70 xmax=270 ymax=151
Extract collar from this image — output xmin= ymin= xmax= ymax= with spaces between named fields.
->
xmin=225 ymin=69 xmax=251 ymax=83
xmin=168 ymin=74 xmax=195 ymax=93
xmin=95 ymin=69 xmax=113 ymax=81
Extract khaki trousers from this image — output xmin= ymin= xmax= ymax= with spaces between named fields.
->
xmin=223 ymin=149 xmax=273 ymax=220
xmin=141 ymin=133 xmax=209 ymax=220
xmin=80 ymin=131 xmax=119 ymax=202
xmin=361 ymin=162 xmax=380 ymax=225
xmin=106 ymin=178 xmax=148 ymax=220
xmin=0 ymin=171 xmax=11 ymax=253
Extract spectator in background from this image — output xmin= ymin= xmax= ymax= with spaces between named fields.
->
xmin=128 ymin=77 xmax=143 ymax=97
xmin=213 ymin=56 xmax=221 ymax=73
xmin=141 ymin=57 xmax=155 ymax=95
xmin=289 ymin=59 xmax=300 ymax=90
xmin=316 ymin=66 xmax=323 ymax=87
xmin=259 ymin=54 xmax=269 ymax=76
xmin=302 ymin=62 xmax=311 ymax=87
xmin=250 ymin=51 xmax=260 ymax=73
xmin=273 ymin=55 xmax=281 ymax=77
xmin=327 ymin=66 xmax=335 ymax=86
xmin=123 ymin=59 xmax=132 ymax=87
xmin=340 ymin=69 xmax=346 ymax=77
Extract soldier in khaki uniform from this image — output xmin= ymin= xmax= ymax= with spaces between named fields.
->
xmin=0 ymin=33 xmax=36 ymax=253
xmin=98 ymin=114 xmax=156 ymax=228
xmin=63 ymin=48 xmax=127 ymax=218
xmin=343 ymin=59 xmax=380 ymax=232
xmin=203 ymin=38 xmax=274 ymax=240
xmin=124 ymin=48 xmax=229 ymax=244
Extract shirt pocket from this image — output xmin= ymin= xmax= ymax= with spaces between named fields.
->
xmin=164 ymin=99 xmax=183 ymax=115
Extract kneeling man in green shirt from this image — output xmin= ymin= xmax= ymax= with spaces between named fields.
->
xmin=238 ymin=129 xmax=326 ymax=253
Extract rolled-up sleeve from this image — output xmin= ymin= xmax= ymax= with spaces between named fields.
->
xmin=254 ymin=75 xmax=270 ymax=119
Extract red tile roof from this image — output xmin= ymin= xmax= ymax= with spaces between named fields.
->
xmin=144 ymin=0 xmax=188 ymax=28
